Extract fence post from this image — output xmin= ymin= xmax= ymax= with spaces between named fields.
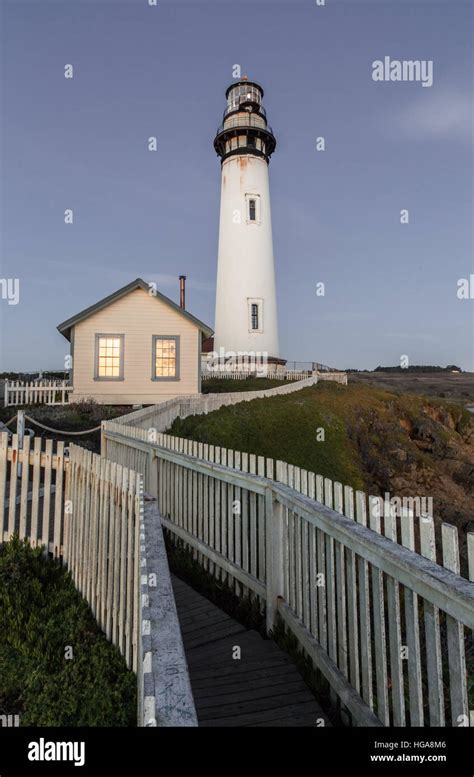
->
xmin=265 ymin=486 xmax=284 ymax=635
xmin=17 ymin=410 xmax=25 ymax=477
xmin=101 ymin=421 xmax=107 ymax=459
xmin=148 ymin=449 xmax=158 ymax=499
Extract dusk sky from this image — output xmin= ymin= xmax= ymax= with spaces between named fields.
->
xmin=0 ymin=0 xmax=472 ymax=371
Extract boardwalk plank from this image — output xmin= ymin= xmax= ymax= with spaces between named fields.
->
xmin=198 ymin=690 xmax=318 ymax=718
xmin=200 ymin=701 xmax=322 ymax=728
xmin=194 ymin=677 xmax=308 ymax=703
xmin=182 ymin=623 xmax=247 ymax=650
xmin=171 ymin=574 xmax=330 ymax=727
xmin=191 ymin=666 xmax=297 ymax=690
xmin=187 ymin=651 xmax=294 ymax=675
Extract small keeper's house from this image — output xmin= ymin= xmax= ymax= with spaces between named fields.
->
xmin=57 ymin=278 xmax=213 ymax=405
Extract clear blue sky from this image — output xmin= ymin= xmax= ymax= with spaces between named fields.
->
xmin=0 ymin=0 xmax=473 ymax=371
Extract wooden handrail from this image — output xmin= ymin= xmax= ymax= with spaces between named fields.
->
xmin=103 ymin=428 xmax=474 ymax=628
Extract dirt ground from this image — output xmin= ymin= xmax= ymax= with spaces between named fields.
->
xmin=348 ymin=371 xmax=474 ymax=408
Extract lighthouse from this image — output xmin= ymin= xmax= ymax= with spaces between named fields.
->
xmin=213 ymin=77 xmax=279 ymax=370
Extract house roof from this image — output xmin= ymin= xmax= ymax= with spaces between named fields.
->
xmin=57 ymin=278 xmax=214 ymax=341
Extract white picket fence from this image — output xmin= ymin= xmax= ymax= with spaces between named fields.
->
xmin=2 ymin=373 xmax=346 ymax=407
xmin=4 ymin=380 xmax=72 ymax=407
xmin=201 ymin=371 xmax=249 ymax=380
xmin=102 ymin=422 xmax=470 ymax=577
xmin=0 ymin=433 xmax=141 ymax=667
xmin=0 ymin=432 xmax=66 ymax=554
xmin=201 ymin=370 xmax=348 ymax=383
xmin=0 ymin=432 xmax=196 ymax=726
xmin=112 ymin=374 xmax=323 ymax=435
xmin=201 ymin=370 xmax=312 ymax=381
xmin=65 ymin=444 xmax=142 ymax=672
xmin=102 ymin=421 xmax=474 ymax=727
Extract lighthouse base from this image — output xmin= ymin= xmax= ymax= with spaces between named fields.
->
xmin=201 ymin=342 xmax=287 ymax=377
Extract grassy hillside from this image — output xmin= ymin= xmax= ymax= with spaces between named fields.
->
xmin=201 ymin=376 xmax=298 ymax=393
xmin=0 ymin=537 xmax=136 ymax=726
xmin=169 ymin=382 xmax=474 ymax=541
xmin=174 ymin=382 xmax=366 ymax=488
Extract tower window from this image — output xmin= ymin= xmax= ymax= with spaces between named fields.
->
xmin=248 ymin=298 xmax=263 ymax=333
xmin=247 ymin=135 xmax=256 ymax=148
xmin=251 ymin=303 xmax=259 ymax=330
xmin=245 ymin=193 xmax=260 ymax=224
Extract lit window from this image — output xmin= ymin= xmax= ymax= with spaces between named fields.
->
xmin=249 ymin=199 xmax=256 ymax=221
xmin=95 ymin=335 xmax=124 ymax=380
xmin=251 ymin=303 xmax=259 ymax=330
xmin=153 ymin=336 xmax=180 ymax=380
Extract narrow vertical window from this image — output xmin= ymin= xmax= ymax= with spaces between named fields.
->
xmin=246 ymin=193 xmax=260 ymax=224
xmin=248 ymin=298 xmax=263 ymax=332
xmin=251 ymin=303 xmax=259 ymax=330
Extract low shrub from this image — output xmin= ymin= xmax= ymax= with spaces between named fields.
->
xmin=0 ymin=537 xmax=136 ymax=726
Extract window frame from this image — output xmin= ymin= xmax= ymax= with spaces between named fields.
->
xmin=247 ymin=298 xmax=264 ymax=334
xmin=94 ymin=333 xmax=125 ymax=382
xmin=250 ymin=302 xmax=259 ymax=330
xmin=151 ymin=335 xmax=180 ymax=382
xmin=245 ymin=193 xmax=261 ymax=225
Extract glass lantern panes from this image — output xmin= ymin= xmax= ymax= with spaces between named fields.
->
xmin=227 ymin=84 xmax=262 ymax=111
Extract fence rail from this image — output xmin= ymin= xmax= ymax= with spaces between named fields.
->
xmin=201 ymin=370 xmax=312 ymax=381
xmin=102 ymin=424 xmax=469 ymax=578
xmin=102 ymin=424 xmax=474 ymax=727
xmin=4 ymin=380 xmax=72 ymax=407
xmin=111 ymin=374 xmax=326 ymax=432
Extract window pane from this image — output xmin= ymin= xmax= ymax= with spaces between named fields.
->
xmin=98 ymin=336 xmax=121 ymax=377
xmin=155 ymin=338 xmax=177 ymax=377
xmin=251 ymin=303 xmax=259 ymax=330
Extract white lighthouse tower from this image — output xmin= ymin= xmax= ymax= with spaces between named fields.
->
xmin=213 ymin=77 xmax=280 ymax=369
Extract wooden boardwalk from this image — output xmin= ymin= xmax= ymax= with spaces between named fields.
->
xmin=171 ymin=574 xmax=331 ymax=727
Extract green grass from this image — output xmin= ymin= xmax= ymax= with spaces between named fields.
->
xmin=201 ymin=376 xmax=299 ymax=393
xmin=171 ymin=383 xmax=369 ymax=490
xmin=169 ymin=382 xmax=472 ymax=496
xmin=0 ymin=537 xmax=136 ymax=726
